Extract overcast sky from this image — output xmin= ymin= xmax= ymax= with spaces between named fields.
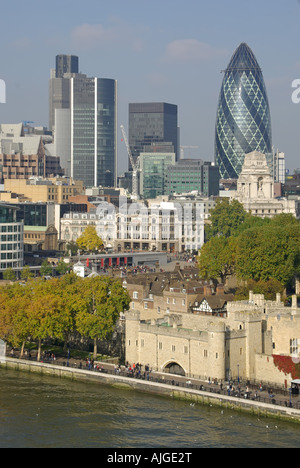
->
xmin=1 ymin=0 xmax=300 ymax=173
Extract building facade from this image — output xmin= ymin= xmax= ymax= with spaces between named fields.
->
xmin=233 ymin=151 xmax=298 ymax=218
xmin=165 ymin=159 xmax=220 ymax=197
xmin=49 ymin=56 xmax=117 ymax=188
xmin=71 ymin=75 xmax=117 ymax=188
xmin=2 ymin=177 xmax=84 ymax=204
xmin=215 ymin=43 xmax=272 ymax=180
xmin=125 ymin=290 xmax=300 ymax=386
xmin=139 ymin=152 xmax=176 ymax=199
xmin=49 ymin=54 xmax=79 ymax=132
xmin=0 ymin=204 xmax=23 ymax=272
xmin=0 ymin=123 xmax=62 ymax=180
xmin=60 ymin=196 xmax=214 ymax=253
xmin=129 ymin=102 xmax=179 ymax=166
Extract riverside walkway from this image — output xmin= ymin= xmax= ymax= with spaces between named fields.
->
xmin=1 ymin=355 xmax=300 ymax=424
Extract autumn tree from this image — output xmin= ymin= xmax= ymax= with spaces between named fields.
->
xmin=0 ymin=274 xmax=130 ymax=360
xmin=3 ymin=268 xmax=16 ymax=281
xmin=0 ymin=283 xmax=33 ymax=356
xmin=0 ymin=286 xmax=14 ymax=343
xmin=76 ymin=226 xmax=103 ymax=252
xmin=75 ymin=276 xmax=130 ymax=358
xmin=20 ymin=265 xmax=33 ymax=281
xmin=28 ymin=279 xmax=74 ymax=361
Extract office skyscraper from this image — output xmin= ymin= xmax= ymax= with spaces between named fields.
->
xmin=49 ymin=56 xmax=117 ymax=188
xmin=71 ymin=75 xmax=117 ymax=188
xmin=55 ymin=55 xmax=79 ymax=78
xmin=215 ymin=43 xmax=272 ymax=179
xmin=128 ymin=102 xmax=179 ymax=167
xmin=49 ymin=55 xmax=79 ymax=132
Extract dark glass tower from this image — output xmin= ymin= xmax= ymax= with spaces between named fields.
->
xmin=215 ymin=43 xmax=272 ymax=179
xmin=55 ymin=55 xmax=79 ymax=78
xmin=71 ymin=76 xmax=117 ymax=188
xmin=129 ymin=102 xmax=178 ymax=166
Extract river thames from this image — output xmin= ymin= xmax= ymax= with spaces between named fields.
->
xmin=0 ymin=368 xmax=300 ymax=448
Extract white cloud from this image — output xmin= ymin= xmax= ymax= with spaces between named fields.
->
xmin=71 ymin=20 xmax=145 ymax=51
xmin=162 ymin=39 xmax=228 ymax=63
xmin=72 ymin=23 xmax=118 ymax=49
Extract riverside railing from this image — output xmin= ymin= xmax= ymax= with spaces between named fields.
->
xmin=9 ymin=355 xmax=300 ymax=411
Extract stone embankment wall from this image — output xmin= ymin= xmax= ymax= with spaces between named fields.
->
xmin=1 ymin=357 xmax=300 ymax=425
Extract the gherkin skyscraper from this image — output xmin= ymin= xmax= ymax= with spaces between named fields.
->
xmin=215 ymin=43 xmax=272 ymax=179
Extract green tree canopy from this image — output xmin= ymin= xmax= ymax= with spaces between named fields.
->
xmin=199 ymin=210 xmax=300 ymax=290
xmin=234 ymin=279 xmax=285 ymax=301
xmin=40 ymin=260 xmax=52 ymax=277
xmin=198 ymin=236 xmax=236 ymax=284
xmin=235 ymin=222 xmax=300 ymax=288
xmin=55 ymin=259 xmax=70 ymax=276
xmin=205 ymin=198 xmax=248 ymax=240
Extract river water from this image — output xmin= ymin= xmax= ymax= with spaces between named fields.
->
xmin=0 ymin=368 xmax=300 ymax=449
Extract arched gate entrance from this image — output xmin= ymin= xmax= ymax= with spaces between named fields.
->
xmin=164 ymin=362 xmax=186 ymax=376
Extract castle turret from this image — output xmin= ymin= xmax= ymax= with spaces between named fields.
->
xmin=207 ymin=322 xmax=226 ymax=380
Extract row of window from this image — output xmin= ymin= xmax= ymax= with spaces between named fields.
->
xmin=0 ymin=252 xmax=23 ymax=260
xmin=0 ymin=261 xmax=23 ymax=270
xmin=127 ymin=339 xmax=224 ymax=359
xmin=0 ymin=234 xmax=22 ymax=242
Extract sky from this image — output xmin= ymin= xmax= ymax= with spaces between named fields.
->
xmin=0 ymin=0 xmax=300 ymax=174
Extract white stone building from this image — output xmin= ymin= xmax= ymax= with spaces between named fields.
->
xmin=233 ymin=151 xmax=298 ymax=218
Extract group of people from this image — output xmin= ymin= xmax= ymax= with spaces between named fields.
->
xmin=41 ymin=351 xmax=56 ymax=361
xmin=123 ymin=362 xmax=152 ymax=380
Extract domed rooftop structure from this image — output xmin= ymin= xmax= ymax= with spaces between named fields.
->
xmin=215 ymin=43 xmax=272 ymax=180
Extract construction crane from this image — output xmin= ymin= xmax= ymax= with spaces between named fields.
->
xmin=120 ymin=125 xmax=140 ymax=199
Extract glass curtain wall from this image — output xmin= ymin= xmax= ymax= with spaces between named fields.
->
xmin=215 ymin=43 xmax=272 ymax=179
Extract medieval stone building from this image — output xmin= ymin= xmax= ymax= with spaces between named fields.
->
xmin=125 ymin=280 xmax=300 ymax=387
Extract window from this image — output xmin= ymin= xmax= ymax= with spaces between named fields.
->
xmin=290 ymin=339 xmax=299 ymax=356
xmin=172 ymin=345 xmax=176 ymax=352
xmin=133 ymin=291 xmax=138 ymax=299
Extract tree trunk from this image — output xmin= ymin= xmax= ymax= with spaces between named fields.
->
xmin=37 ymin=339 xmax=42 ymax=361
xmin=93 ymin=338 xmax=98 ymax=359
xmin=20 ymin=341 xmax=25 ymax=358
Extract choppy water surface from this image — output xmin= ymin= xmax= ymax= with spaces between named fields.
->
xmin=0 ymin=368 xmax=300 ymax=448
